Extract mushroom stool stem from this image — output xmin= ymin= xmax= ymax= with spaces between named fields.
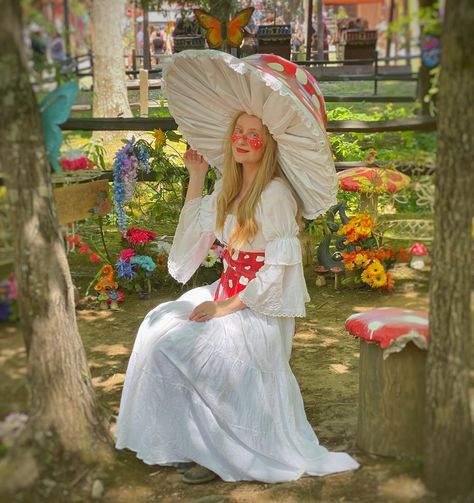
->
xmin=359 ymin=193 xmax=378 ymax=218
xmin=345 ymin=307 xmax=429 ymax=459
xmin=357 ymin=340 xmax=426 ymax=458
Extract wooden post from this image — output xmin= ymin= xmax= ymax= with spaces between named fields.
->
xmin=386 ymin=0 xmax=395 ymax=62
xmin=403 ymin=0 xmax=411 ymax=67
xmin=143 ymin=2 xmax=151 ymax=70
xmin=357 ymin=340 xmax=426 ymax=458
xmin=316 ymin=0 xmax=324 ymax=61
xmin=304 ymin=0 xmax=313 ymax=61
xmin=139 ymin=68 xmax=149 ymax=117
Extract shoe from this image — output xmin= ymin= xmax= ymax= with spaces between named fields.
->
xmin=174 ymin=461 xmax=196 ymax=474
xmin=182 ymin=464 xmax=218 ymax=484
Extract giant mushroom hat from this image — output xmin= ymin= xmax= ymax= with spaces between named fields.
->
xmin=163 ymin=49 xmax=337 ymax=219
xmin=338 ymin=167 xmax=410 ymax=216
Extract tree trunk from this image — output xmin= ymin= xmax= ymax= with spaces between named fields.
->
xmin=424 ymin=0 xmax=474 ymax=497
xmin=0 ymin=0 xmax=113 ymax=491
xmin=90 ymin=0 xmax=132 ymax=119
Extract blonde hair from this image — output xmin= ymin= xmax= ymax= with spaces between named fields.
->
xmin=216 ymin=112 xmax=286 ymax=251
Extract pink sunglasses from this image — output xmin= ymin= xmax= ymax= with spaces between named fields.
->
xmin=231 ymin=133 xmax=263 ymax=150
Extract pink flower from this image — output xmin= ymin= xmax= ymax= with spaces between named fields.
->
xmin=120 ymin=248 xmax=136 ymax=262
xmin=211 ymin=244 xmax=225 ymax=259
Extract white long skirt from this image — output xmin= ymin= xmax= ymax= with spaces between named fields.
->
xmin=115 ymin=281 xmax=359 ymax=482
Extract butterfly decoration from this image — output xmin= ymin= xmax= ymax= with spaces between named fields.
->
xmin=39 ymin=80 xmax=79 ymax=173
xmin=193 ymin=7 xmax=255 ymax=50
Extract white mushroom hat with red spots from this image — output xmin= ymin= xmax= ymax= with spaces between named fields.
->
xmin=163 ymin=49 xmax=337 ymax=219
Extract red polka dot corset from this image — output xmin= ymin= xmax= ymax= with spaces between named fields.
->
xmin=213 ymin=247 xmax=265 ymax=301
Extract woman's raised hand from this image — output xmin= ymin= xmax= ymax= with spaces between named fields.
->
xmin=183 ymin=148 xmax=209 ymax=177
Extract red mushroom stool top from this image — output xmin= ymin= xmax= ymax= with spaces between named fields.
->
xmin=345 ymin=307 xmax=429 ymax=358
xmin=338 ymin=167 xmax=410 ymax=194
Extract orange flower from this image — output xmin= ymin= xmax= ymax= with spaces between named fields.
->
xmin=386 ymin=272 xmax=395 ymax=292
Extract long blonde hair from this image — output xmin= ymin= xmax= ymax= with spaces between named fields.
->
xmin=216 ymin=112 xmax=285 ymax=250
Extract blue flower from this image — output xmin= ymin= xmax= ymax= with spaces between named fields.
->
xmin=130 ymin=255 xmax=156 ymax=275
xmin=115 ymin=259 xmax=137 ymax=280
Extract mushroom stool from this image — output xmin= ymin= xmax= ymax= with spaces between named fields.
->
xmin=338 ymin=167 xmax=410 ymax=217
xmin=345 ymin=307 xmax=429 ymax=458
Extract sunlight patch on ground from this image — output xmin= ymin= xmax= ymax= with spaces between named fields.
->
xmin=379 ymin=476 xmax=427 ymax=500
xmin=92 ymin=373 xmax=125 ymax=392
xmin=104 ymin=485 xmax=154 ymax=503
xmin=0 ymin=346 xmax=25 ymax=366
xmin=294 ymin=330 xmax=316 ymax=341
xmin=319 ymin=337 xmax=338 ymax=347
xmin=91 ymin=344 xmax=130 ymax=356
xmin=329 ymin=363 xmax=349 ymax=374
xmin=77 ymin=309 xmax=116 ymax=321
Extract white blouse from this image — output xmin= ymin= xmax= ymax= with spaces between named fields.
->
xmin=167 ymin=177 xmax=310 ymax=317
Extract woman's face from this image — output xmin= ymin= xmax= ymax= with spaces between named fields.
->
xmin=231 ymin=113 xmax=267 ymax=166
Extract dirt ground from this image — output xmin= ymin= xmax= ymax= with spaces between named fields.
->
xmin=0 ymin=265 xmax=457 ymax=503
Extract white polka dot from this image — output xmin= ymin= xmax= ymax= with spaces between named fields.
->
xmin=296 ymin=68 xmax=307 ymax=84
xmin=244 ymin=254 xmax=250 ymax=259
xmin=312 ymin=95 xmax=320 ymax=109
xmin=268 ymin=62 xmax=284 ymax=72
xmin=239 ymin=276 xmax=249 ymax=286
xmin=228 ymin=279 xmax=233 ymax=288
xmin=244 ymin=265 xmax=251 ymax=270
xmin=256 ymin=256 xmax=265 ymax=262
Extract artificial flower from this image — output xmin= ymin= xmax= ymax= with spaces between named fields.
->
xmin=153 ymin=128 xmax=166 ymax=148
xmin=130 ymin=255 xmax=157 ymax=274
xmin=120 ymin=248 xmax=137 ymax=262
xmin=115 ymin=259 xmax=137 ymax=280
xmin=126 ymin=227 xmax=157 ymax=246
xmin=154 ymin=240 xmax=172 ymax=255
xmin=202 ymin=250 xmax=218 ymax=268
xmin=89 ymin=253 xmax=102 ymax=263
xmin=77 ymin=244 xmax=90 ymax=254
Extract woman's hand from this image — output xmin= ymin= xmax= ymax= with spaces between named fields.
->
xmin=189 ymin=301 xmax=223 ymax=322
xmin=183 ymin=148 xmax=209 ymax=178
xmin=188 ymin=296 xmax=247 ymax=322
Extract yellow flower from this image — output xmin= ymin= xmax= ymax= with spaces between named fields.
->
xmin=366 ymin=259 xmax=384 ymax=275
xmin=153 ymin=128 xmax=166 ymax=148
xmin=355 ymin=253 xmax=369 ymax=268
xmin=361 ymin=268 xmax=373 ymax=286
xmin=371 ymin=272 xmax=387 ymax=288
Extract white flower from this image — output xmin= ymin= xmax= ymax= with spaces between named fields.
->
xmin=202 ymin=250 xmax=218 ymax=268
xmin=154 ymin=240 xmax=172 ymax=254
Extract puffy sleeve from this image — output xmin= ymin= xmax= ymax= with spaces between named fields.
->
xmin=168 ymin=179 xmax=221 ymax=284
xmin=239 ymin=179 xmax=310 ymax=317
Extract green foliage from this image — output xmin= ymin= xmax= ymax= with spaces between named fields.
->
xmin=82 ymin=139 xmax=107 ymax=170
xmin=327 ymin=105 xmax=437 ymax=166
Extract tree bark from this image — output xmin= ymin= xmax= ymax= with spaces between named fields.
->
xmin=0 ymin=0 xmax=114 ymax=491
xmin=90 ymin=0 xmax=132 ymax=119
xmin=424 ymin=0 xmax=474 ymax=497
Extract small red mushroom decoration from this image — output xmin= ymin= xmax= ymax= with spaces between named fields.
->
xmin=314 ymin=265 xmax=329 ymax=286
xmin=409 ymin=242 xmax=428 ymax=270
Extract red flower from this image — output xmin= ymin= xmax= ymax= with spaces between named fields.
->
xmin=120 ymin=248 xmax=136 ymax=262
xmin=77 ymin=244 xmax=90 ymax=254
xmin=60 ymin=156 xmax=94 ymax=171
xmin=89 ymin=253 xmax=102 ymax=263
xmin=125 ymin=227 xmax=157 ymax=245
